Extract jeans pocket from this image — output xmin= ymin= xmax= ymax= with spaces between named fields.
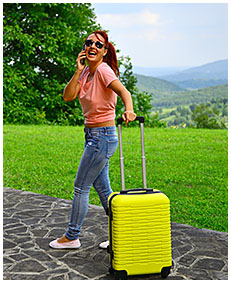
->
xmin=106 ymin=137 xmax=118 ymax=159
xmin=86 ymin=134 xmax=100 ymax=151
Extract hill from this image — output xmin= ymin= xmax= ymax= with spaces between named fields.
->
xmin=134 ymin=62 xmax=228 ymax=128
xmin=173 ymin=79 xmax=228 ymax=90
xmin=134 ymin=71 xmax=228 ymax=108
xmin=134 ymin=73 xmax=184 ymax=100
xmin=133 ymin=65 xmax=188 ymax=77
xmin=152 ymin=84 xmax=228 ymax=108
xmin=159 ymin=59 xmax=228 ymax=89
xmin=153 ymin=84 xmax=228 ymax=128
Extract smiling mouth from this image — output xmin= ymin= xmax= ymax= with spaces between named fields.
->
xmin=88 ymin=51 xmax=97 ymax=56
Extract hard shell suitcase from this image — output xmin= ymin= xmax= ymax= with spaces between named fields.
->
xmin=107 ymin=117 xmax=172 ymax=279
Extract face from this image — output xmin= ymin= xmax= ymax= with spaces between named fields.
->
xmin=85 ymin=33 xmax=107 ymax=64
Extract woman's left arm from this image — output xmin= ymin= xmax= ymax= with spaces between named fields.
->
xmin=108 ymin=80 xmax=136 ymax=124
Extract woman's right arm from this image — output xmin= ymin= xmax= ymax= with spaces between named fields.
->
xmin=63 ymin=50 xmax=86 ymax=102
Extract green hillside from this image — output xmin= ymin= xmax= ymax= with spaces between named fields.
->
xmin=135 ymin=73 xmax=228 ymax=109
xmin=135 ymin=73 xmax=184 ymax=99
xmin=174 ymin=78 xmax=228 ymax=90
xmin=152 ymin=84 xmax=228 ymax=108
xmin=135 ymin=72 xmax=228 ymax=128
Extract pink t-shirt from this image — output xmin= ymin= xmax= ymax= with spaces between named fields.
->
xmin=78 ymin=62 xmax=119 ymax=125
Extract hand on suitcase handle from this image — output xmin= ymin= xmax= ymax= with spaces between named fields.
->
xmin=121 ymin=111 xmax=137 ymax=125
xmin=117 ymin=116 xmax=144 ymax=125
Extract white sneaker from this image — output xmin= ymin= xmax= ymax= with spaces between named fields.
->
xmin=49 ymin=238 xmax=81 ymax=249
xmin=99 ymin=240 xmax=109 ymax=249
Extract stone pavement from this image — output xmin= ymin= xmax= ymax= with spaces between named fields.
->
xmin=3 ymin=187 xmax=228 ymax=280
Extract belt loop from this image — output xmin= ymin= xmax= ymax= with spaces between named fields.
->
xmin=84 ymin=127 xmax=89 ymax=135
xmin=104 ymin=127 xmax=107 ymax=135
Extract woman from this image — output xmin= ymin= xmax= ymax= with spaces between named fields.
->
xmin=49 ymin=30 xmax=136 ymax=249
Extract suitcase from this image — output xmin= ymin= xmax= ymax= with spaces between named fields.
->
xmin=107 ymin=116 xmax=172 ymax=279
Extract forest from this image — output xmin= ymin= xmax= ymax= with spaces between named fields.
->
xmin=157 ymin=97 xmax=227 ymax=129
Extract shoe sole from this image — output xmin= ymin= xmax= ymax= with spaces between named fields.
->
xmin=49 ymin=243 xmax=81 ymax=249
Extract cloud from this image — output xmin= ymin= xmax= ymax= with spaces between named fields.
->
xmin=123 ymin=29 xmax=160 ymax=41
xmin=96 ymin=9 xmax=161 ymax=29
xmin=138 ymin=10 xmax=160 ymax=26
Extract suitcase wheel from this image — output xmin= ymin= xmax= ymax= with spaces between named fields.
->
xmin=109 ymin=267 xmax=114 ymax=274
xmin=114 ymin=270 xmax=127 ymax=280
xmin=161 ymin=266 xmax=171 ymax=279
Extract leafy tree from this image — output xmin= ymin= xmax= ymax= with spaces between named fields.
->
xmin=180 ymin=107 xmax=190 ymax=117
xmin=172 ymin=116 xmax=187 ymax=126
xmin=148 ymin=112 xmax=167 ymax=128
xmin=189 ymin=104 xmax=197 ymax=112
xmin=118 ymin=56 xmax=139 ymax=118
xmin=3 ymin=3 xmax=101 ymax=125
xmin=170 ymin=110 xmax=177 ymax=116
xmin=222 ymin=106 xmax=228 ymax=117
xmin=119 ymin=56 xmax=159 ymax=126
xmin=192 ymin=104 xmax=226 ymax=129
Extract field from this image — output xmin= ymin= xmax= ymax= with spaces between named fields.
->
xmin=3 ymin=124 xmax=228 ymax=232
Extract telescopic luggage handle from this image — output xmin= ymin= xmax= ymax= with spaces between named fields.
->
xmin=117 ymin=116 xmax=147 ymax=191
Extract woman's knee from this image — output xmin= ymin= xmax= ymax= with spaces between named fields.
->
xmin=74 ymin=185 xmax=91 ymax=195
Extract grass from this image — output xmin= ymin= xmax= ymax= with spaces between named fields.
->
xmin=3 ymin=124 xmax=228 ymax=232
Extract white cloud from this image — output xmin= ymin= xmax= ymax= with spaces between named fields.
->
xmin=123 ymin=29 xmax=160 ymax=41
xmin=139 ymin=10 xmax=160 ymax=26
xmin=96 ymin=9 xmax=161 ymax=29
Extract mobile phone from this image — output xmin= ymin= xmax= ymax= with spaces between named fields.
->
xmin=80 ymin=44 xmax=85 ymax=65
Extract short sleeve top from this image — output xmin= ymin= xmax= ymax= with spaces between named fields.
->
xmin=78 ymin=62 xmax=119 ymax=125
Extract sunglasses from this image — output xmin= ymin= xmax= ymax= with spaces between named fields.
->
xmin=85 ymin=39 xmax=105 ymax=49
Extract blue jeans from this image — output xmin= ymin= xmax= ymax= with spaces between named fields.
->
xmin=65 ymin=126 xmax=118 ymax=240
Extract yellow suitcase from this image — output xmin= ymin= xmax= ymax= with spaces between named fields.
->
xmin=107 ymin=117 xmax=172 ymax=279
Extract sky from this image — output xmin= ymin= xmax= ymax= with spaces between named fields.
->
xmin=92 ymin=2 xmax=228 ymax=68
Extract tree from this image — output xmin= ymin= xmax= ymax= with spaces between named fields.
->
xmin=192 ymin=104 xmax=226 ymax=129
xmin=189 ymin=104 xmax=197 ymax=112
xmin=118 ymin=56 xmax=155 ymax=126
xmin=148 ymin=112 xmax=167 ymax=128
xmin=118 ymin=56 xmax=138 ymax=119
xmin=3 ymin=3 xmax=101 ymax=124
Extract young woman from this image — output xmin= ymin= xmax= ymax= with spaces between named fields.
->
xmin=49 ymin=30 xmax=136 ymax=249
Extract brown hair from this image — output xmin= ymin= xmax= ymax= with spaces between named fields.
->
xmin=88 ymin=30 xmax=120 ymax=77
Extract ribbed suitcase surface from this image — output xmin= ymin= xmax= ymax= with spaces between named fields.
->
xmin=108 ymin=190 xmax=172 ymax=277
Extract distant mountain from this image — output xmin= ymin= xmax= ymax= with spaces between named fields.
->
xmin=133 ymin=66 xmax=189 ymax=77
xmin=173 ymin=79 xmax=228 ymax=90
xmin=134 ymin=59 xmax=228 ymax=90
xmin=159 ymin=59 xmax=228 ymax=89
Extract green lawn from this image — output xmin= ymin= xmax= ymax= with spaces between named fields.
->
xmin=3 ymin=124 xmax=228 ymax=232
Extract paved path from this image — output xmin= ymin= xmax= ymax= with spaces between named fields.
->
xmin=3 ymin=187 xmax=228 ymax=280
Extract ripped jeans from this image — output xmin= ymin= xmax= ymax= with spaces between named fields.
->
xmin=65 ymin=126 xmax=118 ymax=240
